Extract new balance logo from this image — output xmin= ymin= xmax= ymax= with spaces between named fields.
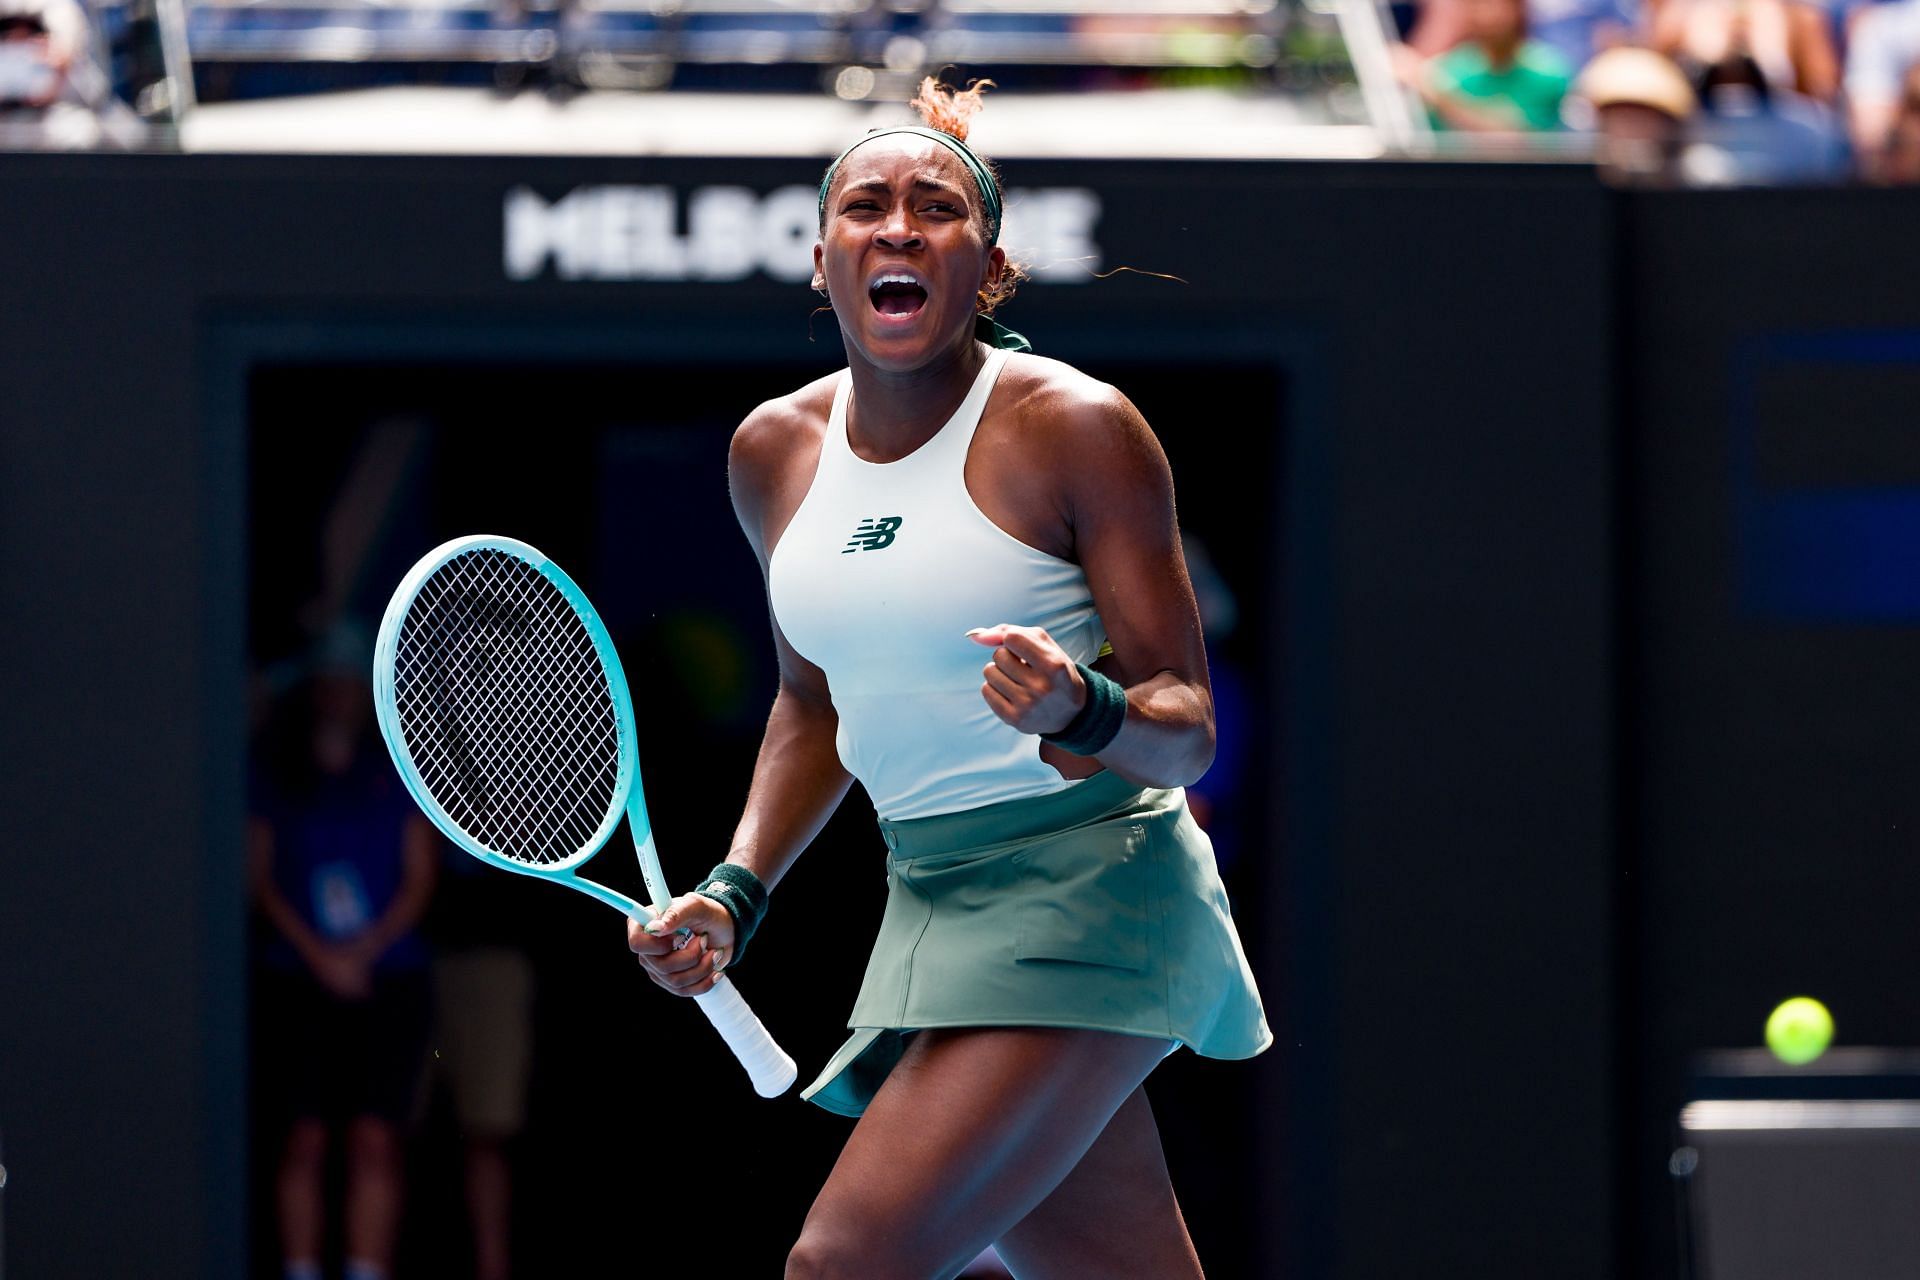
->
xmin=844 ymin=516 xmax=903 ymax=553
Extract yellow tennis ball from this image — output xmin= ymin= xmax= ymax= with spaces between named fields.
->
xmin=1765 ymin=996 xmax=1833 ymax=1065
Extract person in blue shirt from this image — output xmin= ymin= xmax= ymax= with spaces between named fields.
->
xmin=251 ymin=626 xmax=436 ymax=1280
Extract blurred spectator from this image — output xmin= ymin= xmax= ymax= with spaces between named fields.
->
xmin=0 ymin=0 xmax=142 ymax=147
xmin=1649 ymin=0 xmax=1840 ymax=100
xmin=1528 ymin=0 xmax=1638 ymax=68
xmin=1575 ymin=44 xmax=1699 ymax=181
xmin=424 ymin=855 xmax=536 ymax=1280
xmin=1405 ymin=0 xmax=1635 ymax=75
xmin=250 ymin=624 xmax=436 ymax=1280
xmin=1397 ymin=0 xmax=1575 ymax=131
xmin=1880 ymin=59 xmax=1920 ymax=179
xmin=1681 ymin=46 xmax=1848 ymax=181
xmin=1845 ymin=0 xmax=1920 ymax=172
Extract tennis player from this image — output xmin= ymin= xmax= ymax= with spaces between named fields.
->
xmin=630 ymin=79 xmax=1270 ymax=1278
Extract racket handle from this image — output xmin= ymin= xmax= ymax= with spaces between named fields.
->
xmin=693 ymin=975 xmax=798 ymax=1098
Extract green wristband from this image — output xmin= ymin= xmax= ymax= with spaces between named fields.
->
xmin=693 ymin=861 xmax=770 ymax=966
xmin=1039 ymin=664 xmax=1127 ymax=756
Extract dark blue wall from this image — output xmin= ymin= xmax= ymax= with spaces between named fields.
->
xmin=0 ymin=152 xmax=1662 ymax=1278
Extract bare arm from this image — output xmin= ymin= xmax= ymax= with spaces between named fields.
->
xmin=974 ymin=384 xmax=1215 ymax=790
xmin=1392 ymin=43 xmax=1538 ymax=133
xmin=727 ymin=674 xmax=854 ymax=891
xmin=1845 ymin=7 xmax=1905 ymax=173
xmin=629 ymin=396 xmax=853 ymax=993
xmin=1424 ymin=88 xmax=1535 ymax=134
xmin=1852 ymin=97 xmax=1901 ymax=170
xmin=1788 ymin=0 xmax=1840 ymax=102
xmin=1403 ymin=0 xmax=1467 ymax=57
xmin=248 ymin=816 xmax=329 ymax=965
xmin=721 ymin=397 xmax=856 ymax=890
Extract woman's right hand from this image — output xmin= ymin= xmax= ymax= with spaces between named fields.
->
xmin=627 ymin=893 xmax=737 ymax=997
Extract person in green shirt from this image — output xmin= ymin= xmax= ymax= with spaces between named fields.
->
xmin=1401 ymin=0 xmax=1575 ymax=131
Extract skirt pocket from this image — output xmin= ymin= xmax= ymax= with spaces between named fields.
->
xmin=1011 ymin=820 xmax=1151 ymax=972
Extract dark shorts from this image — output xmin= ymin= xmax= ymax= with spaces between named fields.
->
xmin=259 ymin=969 xmax=432 ymax=1126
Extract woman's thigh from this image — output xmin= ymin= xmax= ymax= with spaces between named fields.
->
xmin=787 ymin=1026 xmax=1175 ymax=1280
xmin=993 ymin=1086 xmax=1202 ymax=1280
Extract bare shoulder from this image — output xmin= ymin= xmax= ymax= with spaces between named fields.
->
xmin=994 ymin=352 xmax=1167 ymax=476
xmin=729 ymin=370 xmax=840 ymax=558
xmin=730 ymin=371 xmax=837 ymax=478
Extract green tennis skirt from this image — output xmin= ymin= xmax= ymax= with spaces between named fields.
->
xmin=802 ymin=769 xmax=1272 ymax=1116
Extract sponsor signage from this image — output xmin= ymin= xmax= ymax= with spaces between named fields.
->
xmin=505 ymin=183 xmax=1101 ymax=285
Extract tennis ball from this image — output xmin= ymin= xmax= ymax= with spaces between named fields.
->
xmin=1765 ymin=996 xmax=1833 ymax=1065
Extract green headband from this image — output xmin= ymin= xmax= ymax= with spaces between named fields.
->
xmin=818 ymin=125 xmax=1003 ymax=245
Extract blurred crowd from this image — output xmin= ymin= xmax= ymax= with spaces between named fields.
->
xmin=0 ymin=0 xmax=142 ymax=147
xmin=1390 ymin=0 xmax=1920 ymax=182
xmin=5 ymin=0 xmax=1911 ymax=182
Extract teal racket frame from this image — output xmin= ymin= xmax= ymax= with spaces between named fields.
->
xmin=371 ymin=533 xmax=666 ymax=921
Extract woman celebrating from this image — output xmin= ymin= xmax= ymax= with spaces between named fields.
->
xmin=630 ymin=79 xmax=1269 ymax=1278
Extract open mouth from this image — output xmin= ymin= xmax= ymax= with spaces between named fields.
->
xmin=869 ymin=273 xmax=929 ymax=319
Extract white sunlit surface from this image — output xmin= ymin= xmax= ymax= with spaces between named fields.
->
xmin=180 ymin=85 xmax=1384 ymax=156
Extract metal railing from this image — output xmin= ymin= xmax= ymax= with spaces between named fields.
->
xmin=168 ymin=0 xmax=1322 ymax=74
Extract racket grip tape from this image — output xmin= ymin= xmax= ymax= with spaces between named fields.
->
xmin=694 ymin=975 xmax=798 ymax=1098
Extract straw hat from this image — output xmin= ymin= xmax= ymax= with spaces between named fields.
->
xmin=1575 ymin=47 xmax=1699 ymax=120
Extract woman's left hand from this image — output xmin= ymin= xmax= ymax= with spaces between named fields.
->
xmin=968 ymin=624 xmax=1087 ymax=737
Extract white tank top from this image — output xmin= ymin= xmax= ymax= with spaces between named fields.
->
xmin=767 ymin=348 xmax=1109 ymax=820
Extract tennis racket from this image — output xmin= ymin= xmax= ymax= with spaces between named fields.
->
xmin=371 ymin=534 xmax=797 ymax=1098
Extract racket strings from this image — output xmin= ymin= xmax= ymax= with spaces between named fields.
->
xmin=392 ymin=548 xmax=623 ymax=866
xmin=400 ymin=577 xmax=605 ymax=856
xmin=402 ymin=561 xmax=615 ymax=860
xmin=414 ymin=557 xmax=617 ymax=857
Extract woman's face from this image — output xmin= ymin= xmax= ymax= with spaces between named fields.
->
xmin=814 ymin=136 xmax=1006 ymax=371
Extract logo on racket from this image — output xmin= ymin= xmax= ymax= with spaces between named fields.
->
xmin=843 ymin=516 xmax=904 ymax=554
